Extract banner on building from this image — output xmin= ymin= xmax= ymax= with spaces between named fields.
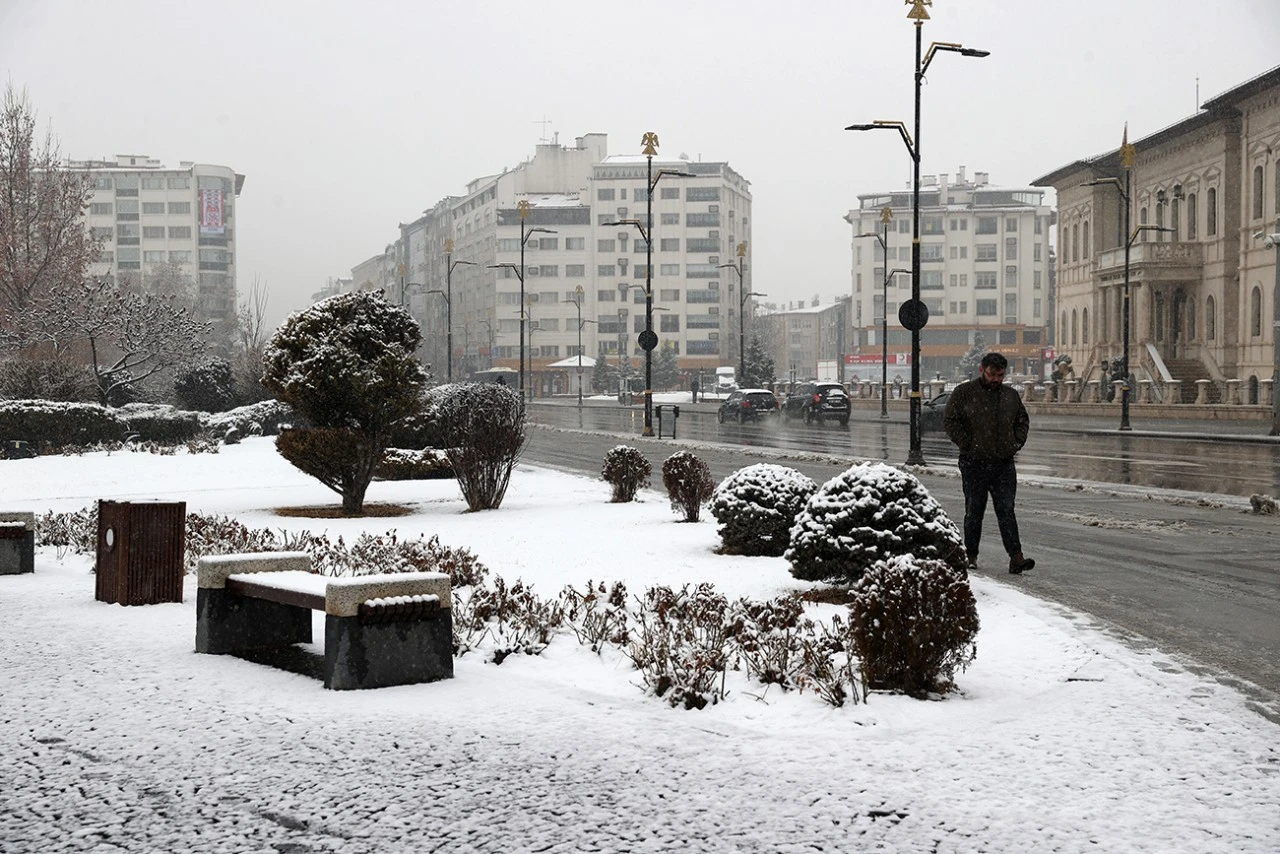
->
xmin=199 ymin=189 xmax=225 ymax=234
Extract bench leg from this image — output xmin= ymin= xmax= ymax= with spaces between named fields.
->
xmin=0 ymin=532 xmax=35 ymax=575
xmin=196 ymin=588 xmax=312 ymax=655
xmin=324 ymin=611 xmax=454 ymax=690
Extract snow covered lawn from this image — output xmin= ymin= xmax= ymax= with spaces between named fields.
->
xmin=1 ymin=438 xmax=1277 ymax=852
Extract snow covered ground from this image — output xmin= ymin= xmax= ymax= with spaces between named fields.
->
xmin=1 ymin=438 xmax=1278 ymax=853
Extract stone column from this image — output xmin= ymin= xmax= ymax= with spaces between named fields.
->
xmin=1225 ymin=378 xmax=1241 ymax=405
xmin=1085 ymin=379 xmax=1100 ymax=403
xmin=1261 ymin=378 xmax=1273 ymax=408
xmin=1166 ymin=379 xmax=1182 ymax=403
xmin=1137 ymin=379 xmax=1152 ymax=404
xmin=1111 ymin=380 xmax=1126 ymax=403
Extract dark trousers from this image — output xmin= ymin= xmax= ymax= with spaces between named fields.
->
xmin=958 ymin=457 xmax=1022 ymax=558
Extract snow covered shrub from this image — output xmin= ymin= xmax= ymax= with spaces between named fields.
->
xmin=709 ymin=463 xmax=817 ymax=556
xmin=724 ymin=596 xmax=811 ymax=690
xmin=661 ymin=451 xmax=714 ymax=522
xmin=847 ymin=555 xmax=979 ymax=697
xmin=34 ymin=506 xmax=98 ymax=558
xmin=601 ymin=445 xmax=651 ymax=503
xmin=452 ymin=577 xmax=564 ymax=664
xmin=117 ymin=403 xmax=204 ymax=443
xmin=0 ymin=399 xmax=126 ymax=448
xmin=786 ymin=462 xmax=967 ymax=584
xmin=173 ymin=358 xmax=236 ymax=413
xmin=0 ymin=355 xmax=97 ymax=403
xmin=375 ymin=448 xmax=453 ymax=481
xmin=262 ymin=291 xmax=428 ymax=514
xmin=205 ymin=399 xmax=294 ymax=439
xmin=626 ymin=583 xmax=731 ymax=710
xmin=434 ymin=382 xmax=527 ymax=511
xmin=387 ymin=385 xmax=453 ymax=450
xmin=560 ymin=580 xmax=630 ymax=653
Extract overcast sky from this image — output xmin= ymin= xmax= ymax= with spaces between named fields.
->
xmin=4 ymin=0 xmax=1278 ymax=327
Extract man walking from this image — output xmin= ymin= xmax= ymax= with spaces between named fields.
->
xmin=943 ymin=352 xmax=1035 ymax=574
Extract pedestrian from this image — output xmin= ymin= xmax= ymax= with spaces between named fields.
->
xmin=942 ymin=352 xmax=1035 ymax=574
xmin=690 ymin=377 xmax=699 ymax=403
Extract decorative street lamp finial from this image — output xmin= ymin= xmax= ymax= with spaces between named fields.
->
xmin=641 ymin=132 xmax=659 ymax=156
xmin=906 ymin=0 xmax=932 ymax=21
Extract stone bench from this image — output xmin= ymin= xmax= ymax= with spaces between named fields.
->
xmin=195 ymin=552 xmax=453 ymax=690
xmin=0 ymin=512 xmax=36 ymax=575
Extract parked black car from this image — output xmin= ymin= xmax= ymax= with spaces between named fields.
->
xmin=782 ymin=381 xmax=851 ymax=427
xmin=716 ymin=389 xmax=780 ymax=424
xmin=920 ymin=391 xmax=950 ymax=432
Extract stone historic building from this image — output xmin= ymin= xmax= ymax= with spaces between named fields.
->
xmin=1033 ymin=64 xmax=1280 ymax=404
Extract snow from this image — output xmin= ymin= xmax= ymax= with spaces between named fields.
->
xmin=2 ymin=438 xmax=1278 ymax=852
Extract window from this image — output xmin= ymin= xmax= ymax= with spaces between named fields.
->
xmin=1006 ymin=217 xmax=1018 ymax=232
xmin=142 ymin=202 xmax=166 ymax=215
xmin=1252 ymin=286 xmax=1263 ymax=337
xmin=1006 ymin=237 xmax=1019 ymax=260
xmin=538 ymin=237 xmax=558 ymax=250
xmin=686 ymin=238 xmax=718 ymax=253
xmin=168 ymin=201 xmax=191 ymax=214
xmin=91 ymin=226 xmax=113 ymax=240
xmin=661 ymin=213 xmax=680 ymax=225
xmin=659 ymin=314 xmax=680 ymax=332
xmin=685 ymin=264 xmax=720 ymax=278
xmin=117 ymin=247 xmax=140 ymax=262
xmin=959 ymin=273 xmax=967 ymax=287
xmin=976 ymin=216 xmax=998 ymax=234
xmin=565 ymin=237 xmax=584 ymax=250
xmin=976 ymin=299 xmax=997 ymax=316
xmin=977 ymin=244 xmax=998 ymax=262
xmin=90 ymin=202 xmax=113 ymax=216
xmin=924 ymin=298 xmax=944 ymax=315
xmin=921 ymin=271 xmax=943 ymax=290
xmin=660 ymin=238 xmax=680 ymax=251
xmin=1071 ymin=224 xmax=1079 ymax=261
xmin=169 ymin=250 xmax=191 ymax=264
xmin=1253 ymin=165 xmax=1264 ymax=220
xmin=1080 ymin=307 xmax=1088 ymax=343
xmin=116 ymin=223 xmax=140 ymax=238
xmin=1207 ymin=188 xmax=1217 ymax=236
xmin=660 ymin=186 xmax=680 ymax=199
xmin=686 ymin=213 xmax=720 ymax=228
xmin=922 ymin=216 xmax=944 ymax=234
xmin=1206 ymin=295 xmax=1216 ymax=340
xmin=920 ymin=245 xmax=943 ymax=262
xmin=167 ymin=176 xmax=190 ymax=190
xmin=1005 ymin=266 xmax=1017 ymax=288
xmin=116 ymin=199 xmax=138 ymax=214
xmin=949 ymin=218 xmax=968 ymax=231
xmin=660 ymin=264 xmax=680 ymax=276
xmin=975 ymin=272 xmax=997 ymax=289
xmin=565 ymin=264 xmax=585 ymax=277
xmin=143 ymin=226 xmax=166 ymax=239
xmin=141 ymin=176 xmax=165 ymax=190
xmin=168 ymin=226 xmax=191 ymax=239
xmin=597 ymin=239 xmax=616 ymax=252
xmin=1187 ymin=193 xmax=1198 ymax=239
xmin=686 ymin=289 xmax=720 ymax=304
xmin=1034 ymin=270 xmax=1042 ymax=289
xmin=597 ymin=265 xmax=616 ymax=277
xmin=94 ymin=177 xmax=113 ymax=190
xmin=597 ymin=289 xmax=616 ymax=302
xmin=633 ymin=239 xmax=650 ymax=254
xmin=1034 ymin=242 xmax=1042 ymax=261
xmin=686 ymin=187 xmax=720 ymax=201
xmin=1033 ymin=299 xmax=1041 ymax=319
xmin=596 ymin=214 xmax=614 ymax=225
xmin=597 ymin=188 xmax=615 ymax=201
xmin=144 ymin=250 xmax=166 ymax=263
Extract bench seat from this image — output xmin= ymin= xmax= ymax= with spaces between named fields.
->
xmin=196 ymin=552 xmax=453 ymax=690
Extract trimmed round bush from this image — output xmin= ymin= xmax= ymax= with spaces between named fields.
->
xmin=602 ymin=445 xmax=651 ymax=503
xmin=848 ymin=555 xmax=979 ymax=697
xmin=786 ymin=462 xmax=966 ymax=584
xmin=661 ymin=451 xmax=715 ymax=522
xmin=118 ymin=403 xmax=204 ymax=443
xmin=709 ymin=463 xmax=817 ymax=556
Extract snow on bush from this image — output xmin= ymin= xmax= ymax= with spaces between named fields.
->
xmin=661 ymin=451 xmax=714 ymax=522
xmin=785 ymin=461 xmax=967 ymax=584
xmin=433 ymin=382 xmax=526 ymax=511
xmin=0 ymin=399 xmax=126 ymax=448
xmin=709 ymin=463 xmax=817 ymax=556
xmin=601 ymin=445 xmax=651 ymax=503
xmin=117 ymin=402 xmax=203 ymax=443
xmin=204 ymin=399 xmax=294 ymax=439
xmin=847 ymin=555 xmax=979 ymax=697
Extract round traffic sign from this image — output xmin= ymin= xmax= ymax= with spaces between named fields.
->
xmin=898 ymin=299 xmax=929 ymax=332
xmin=638 ymin=329 xmax=659 ymax=351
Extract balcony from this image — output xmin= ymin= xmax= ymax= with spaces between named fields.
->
xmin=1095 ymin=241 xmax=1204 ymax=285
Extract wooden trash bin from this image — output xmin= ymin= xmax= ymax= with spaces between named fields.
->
xmin=95 ymin=500 xmax=187 ymax=605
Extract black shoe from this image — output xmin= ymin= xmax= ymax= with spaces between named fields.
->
xmin=1009 ymin=552 xmax=1035 ymax=575
xmin=966 ymin=552 xmax=978 ymax=570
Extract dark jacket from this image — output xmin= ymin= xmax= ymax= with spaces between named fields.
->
xmin=943 ymin=378 xmax=1029 ymax=461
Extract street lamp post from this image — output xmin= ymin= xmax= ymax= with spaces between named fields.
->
xmin=488 ymin=201 xmax=555 ymax=402
xmin=438 ymin=239 xmax=475 ymax=384
xmin=847 ymin=0 xmax=988 ymax=465
xmin=604 ymin=132 xmax=693 ymax=437
xmin=717 ymin=244 xmax=765 ymax=386
xmin=477 ymin=319 xmax=493 ymax=370
xmin=855 ymin=206 xmax=897 ymax=418
xmin=572 ymin=285 xmax=597 ymax=408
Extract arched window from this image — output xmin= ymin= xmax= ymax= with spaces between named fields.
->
xmin=1171 ymin=197 xmax=1180 ymax=238
xmin=1187 ymin=299 xmax=1196 ymax=341
xmin=1082 ymin=220 xmax=1090 ymax=258
xmin=1061 ymin=225 xmax=1069 ymax=265
xmin=1252 ymin=286 xmax=1263 ymax=337
xmin=1139 ymin=206 xmax=1149 ymax=241
xmin=1206 ymin=296 xmax=1216 ymax=341
xmin=1156 ymin=199 xmax=1165 ymax=236
xmin=1207 ymin=188 xmax=1217 ymax=236
xmin=1187 ymin=192 xmax=1198 ymax=239
xmin=1253 ymin=165 xmax=1264 ymax=220
xmin=1071 ymin=223 xmax=1079 ymax=263
xmin=1071 ymin=309 xmax=1078 ymax=345
xmin=1082 ymin=308 xmax=1089 ymax=344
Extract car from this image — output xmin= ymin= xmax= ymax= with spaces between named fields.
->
xmin=782 ymin=381 xmax=851 ymax=427
xmin=920 ymin=391 xmax=950 ymax=432
xmin=716 ymin=389 xmax=780 ymax=424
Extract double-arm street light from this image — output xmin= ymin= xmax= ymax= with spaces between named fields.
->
xmin=572 ymin=285 xmax=597 ymax=408
xmin=488 ymin=200 xmax=556 ymax=401
xmin=855 ymin=207 xmax=897 ymax=418
xmin=426 ymin=239 xmax=475 ymax=383
xmin=604 ymin=132 xmax=694 ymax=437
xmin=717 ymin=243 xmax=765 ymax=384
xmin=847 ymin=0 xmax=988 ymax=465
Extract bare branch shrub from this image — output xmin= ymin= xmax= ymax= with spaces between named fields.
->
xmin=435 ymin=382 xmax=527 ymax=511
xmin=661 ymin=451 xmax=714 ymax=522
xmin=601 ymin=445 xmax=651 ymax=503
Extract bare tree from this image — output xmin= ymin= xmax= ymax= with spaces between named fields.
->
xmin=231 ymin=274 xmax=273 ymax=402
xmin=20 ymin=278 xmax=211 ymax=405
xmin=0 ymin=84 xmax=99 ymax=327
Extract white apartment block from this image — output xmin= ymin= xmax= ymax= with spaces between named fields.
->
xmin=360 ymin=133 xmax=754 ymax=391
xmin=77 ymin=154 xmax=244 ymax=331
xmin=844 ymin=167 xmax=1053 ymax=377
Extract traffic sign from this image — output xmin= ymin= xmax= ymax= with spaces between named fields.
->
xmin=638 ymin=329 xmax=659 ymax=351
xmin=898 ymin=299 xmax=929 ymax=332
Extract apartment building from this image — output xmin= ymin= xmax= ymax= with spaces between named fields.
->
xmin=1033 ymin=64 xmax=1280 ymax=403
xmin=77 ymin=154 xmax=244 ymax=334
xmin=760 ymin=298 xmax=852 ymax=385
xmin=355 ymin=133 xmax=754 ymax=392
xmin=844 ymin=167 xmax=1053 ymax=378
